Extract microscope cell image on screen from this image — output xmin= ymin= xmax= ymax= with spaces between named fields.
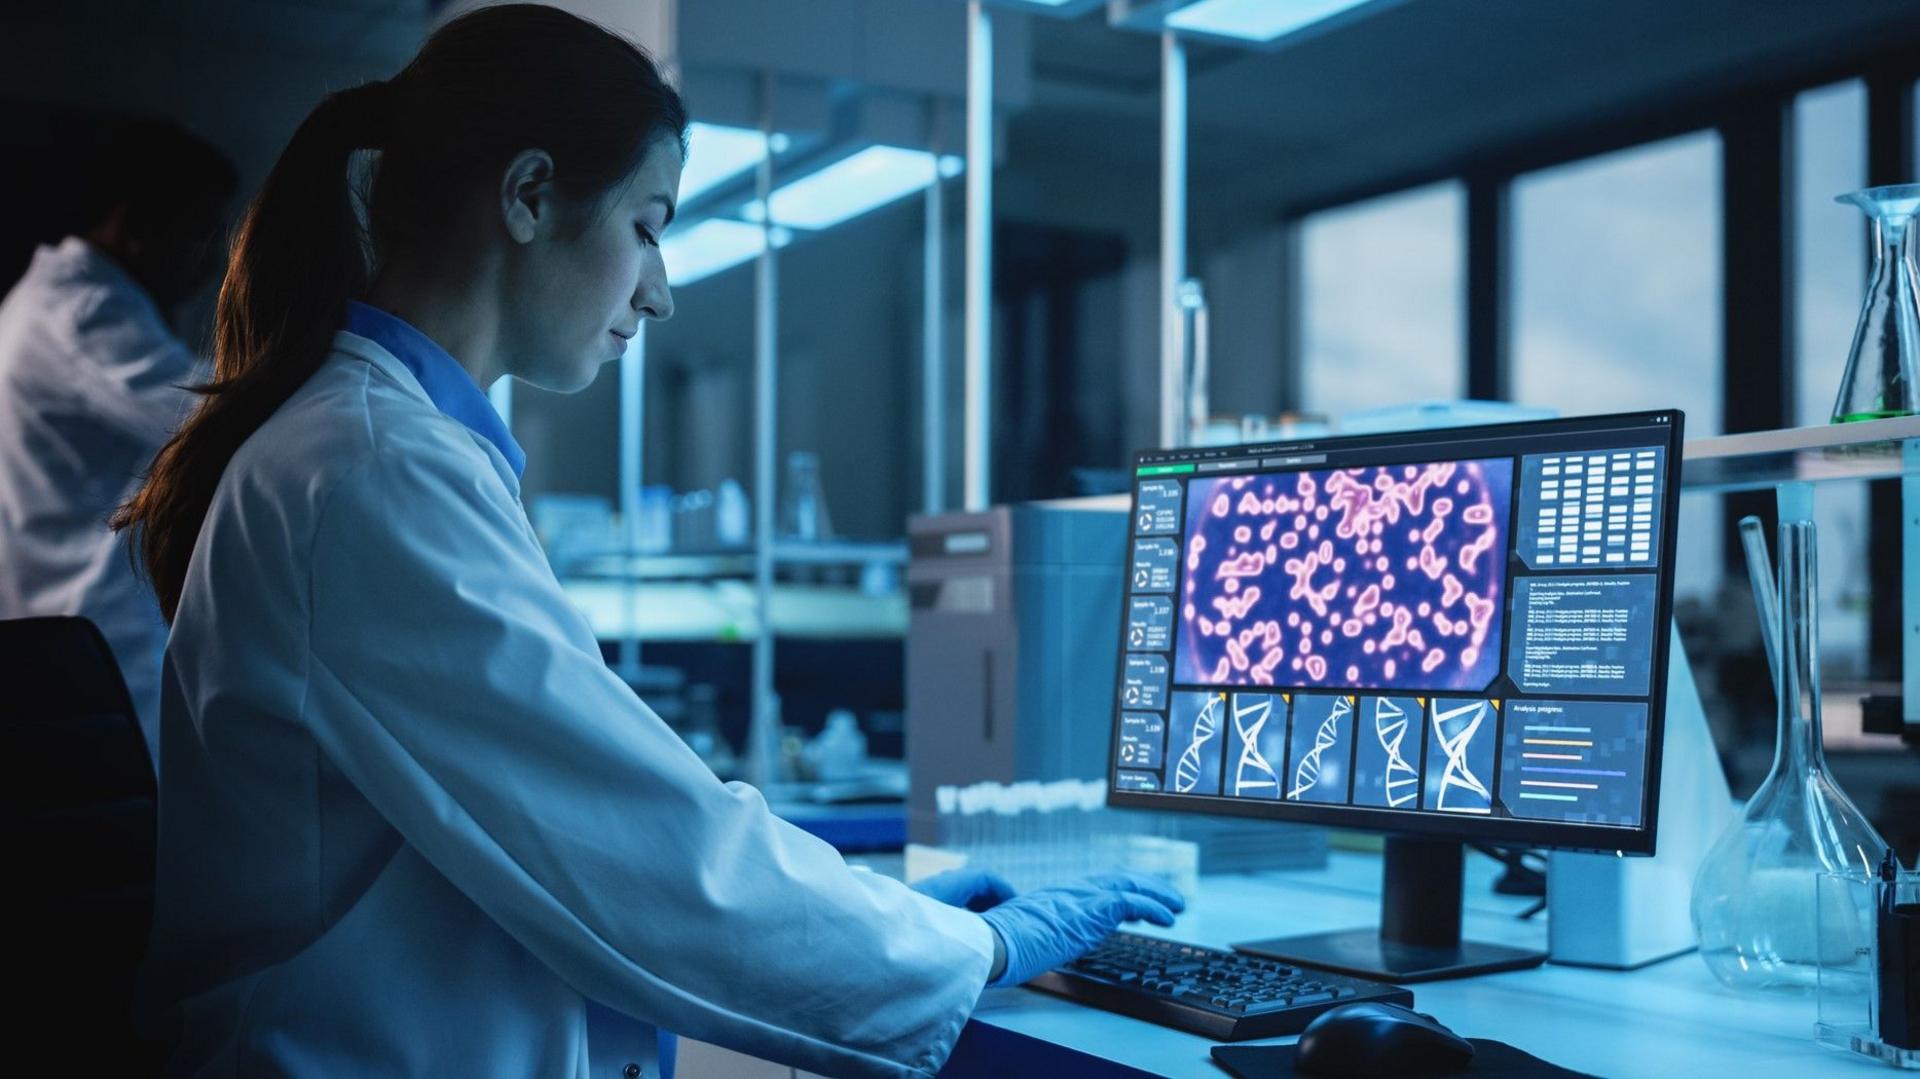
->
xmin=1424 ymin=697 xmax=1498 ymax=814
xmin=1351 ymin=695 xmax=1423 ymax=809
xmin=1167 ymin=691 xmax=1226 ymax=796
xmin=1174 ymin=460 xmax=1513 ymax=693
xmin=1286 ymin=694 xmax=1354 ymax=804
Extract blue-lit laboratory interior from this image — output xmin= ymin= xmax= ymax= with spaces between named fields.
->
xmin=2 ymin=1 xmax=1918 ymax=1076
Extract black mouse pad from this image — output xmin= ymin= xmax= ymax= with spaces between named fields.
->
xmin=1210 ymin=1038 xmax=1600 ymax=1078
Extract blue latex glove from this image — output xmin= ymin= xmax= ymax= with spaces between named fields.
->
xmin=979 ymin=870 xmax=1185 ymax=987
xmin=911 ymin=867 xmax=1018 ymax=912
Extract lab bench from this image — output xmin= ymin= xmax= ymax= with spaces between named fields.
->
xmin=679 ymin=849 xmax=1858 ymax=1077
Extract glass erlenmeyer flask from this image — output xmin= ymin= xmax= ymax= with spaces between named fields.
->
xmin=1831 ymin=184 xmax=1920 ymax=423
xmin=1690 ymin=519 xmax=1889 ymax=992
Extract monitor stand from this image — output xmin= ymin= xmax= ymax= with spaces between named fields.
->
xmin=1231 ymin=836 xmax=1546 ymax=983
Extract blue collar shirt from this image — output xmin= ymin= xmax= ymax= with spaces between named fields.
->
xmin=343 ymin=300 xmax=525 ymax=479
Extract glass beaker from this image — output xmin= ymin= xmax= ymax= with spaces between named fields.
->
xmin=1690 ymin=519 xmax=1889 ymax=992
xmin=778 ymin=451 xmax=833 ymax=542
xmin=678 ymin=683 xmax=737 ymax=780
xmin=1816 ymin=866 xmax=1920 ymax=1068
xmin=1831 ymin=184 xmax=1920 ymax=423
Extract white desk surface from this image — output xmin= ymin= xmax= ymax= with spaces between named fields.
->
xmin=969 ymin=850 xmax=1870 ymax=1078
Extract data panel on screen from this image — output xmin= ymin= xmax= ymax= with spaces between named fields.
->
xmin=1110 ymin=413 xmax=1678 ymax=838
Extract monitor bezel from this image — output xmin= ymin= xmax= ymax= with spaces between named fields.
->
xmin=1104 ymin=408 xmax=1686 ymax=856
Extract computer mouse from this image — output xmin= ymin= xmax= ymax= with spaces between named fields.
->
xmin=1294 ymin=1001 xmax=1475 ymax=1076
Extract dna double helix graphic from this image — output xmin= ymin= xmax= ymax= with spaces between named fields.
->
xmin=1173 ymin=693 xmax=1223 ymax=794
xmin=1373 ymin=697 xmax=1419 ymax=808
xmin=1231 ymin=695 xmax=1279 ymax=796
xmin=1290 ymin=696 xmax=1350 ymax=799
xmin=1432 ymin=699 xmax=1492 ymax=811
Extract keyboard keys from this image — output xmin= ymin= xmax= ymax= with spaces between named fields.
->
xmin=1027 ymin=932 xmax=1415 ymax=1042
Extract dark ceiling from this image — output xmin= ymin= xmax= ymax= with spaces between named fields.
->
xmin=6 ymin=0 xmax=1915 ymax=253
xmin=1006 ymin=0 xmax=1920 ymax=244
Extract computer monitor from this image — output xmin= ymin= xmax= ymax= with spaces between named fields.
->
xmin=1105 ymin=410 xmax=1685 ymax=981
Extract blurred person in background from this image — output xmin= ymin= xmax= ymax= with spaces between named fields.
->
xmin=0 ymin=117 xmax=236 ymax=762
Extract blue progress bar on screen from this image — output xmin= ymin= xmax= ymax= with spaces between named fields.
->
xmin=1519 ymin=793 xmax=1579 ymax=802
xmin=1522 ymin=726 xmax=1593 ymax=733
xmin=1520 ymin=767 xmax=1626 ymax=777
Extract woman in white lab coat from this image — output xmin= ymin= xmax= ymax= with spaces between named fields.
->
xmin=115 ymin=7 xmax=1180 ymax=1077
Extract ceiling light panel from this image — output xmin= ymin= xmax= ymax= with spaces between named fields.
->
xmin=661 ymin=218 xmax=766 ymax=285
xmin=1165 ymin=0 xmax=1378 ymax=43
xmin=757 ymin=145 xmax=960 ymax=231
xmin=679 ymin=122 xmax=769 ymax=203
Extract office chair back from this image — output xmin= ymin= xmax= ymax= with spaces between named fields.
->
xmin=0 ymin=616 xmax=160 ymax=1068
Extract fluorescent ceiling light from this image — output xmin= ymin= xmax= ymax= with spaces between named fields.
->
xmin=679 ymin=122 xmax=768 ymax=202
xmin=982 ymin=0 xmax=1106 ymax=13
xmin=661 ymin=219 xmax=765 ymax=285
xmin=750 ymin=145 xmax=961 ymax=231
xmin=1166 ymin=0 xmax=1374 ymax=42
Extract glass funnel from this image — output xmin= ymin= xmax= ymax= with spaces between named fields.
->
xmin=1831 ymin=184 xmax=1920 ymax=423
xmin=1690 ymin=519 xmax=1889 ymax=993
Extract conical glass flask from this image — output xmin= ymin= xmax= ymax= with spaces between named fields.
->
xmin=1830 ymin=184 xmax=1920 ymax=423
xmin=1690 ymin=519 xmax=1888 ymax=992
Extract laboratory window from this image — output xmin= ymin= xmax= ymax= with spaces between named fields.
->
xmin=1510 ymin=130 xmax=1724 ymax=602
xmin=1299 ymin=181 xmax=1465 ymax=423
xmin=1795 ymin=80 xmax=1868 ymax=429
xmin=1793 ymin=80 xmax=1871 ymax=689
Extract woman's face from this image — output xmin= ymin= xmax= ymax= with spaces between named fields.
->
xmin=502 ymin=133 xmax=681 ymax=392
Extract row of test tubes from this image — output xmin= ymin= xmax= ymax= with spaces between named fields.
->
xmin=929 ymin=780 xmax=1197 ymax=896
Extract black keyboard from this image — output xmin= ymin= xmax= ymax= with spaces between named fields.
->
xmin=1026 ymin=932 xmax=1413 ymax=1041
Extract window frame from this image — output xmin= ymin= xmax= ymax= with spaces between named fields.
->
xmin=1276 ymin=49 xmax=1918 ymax=730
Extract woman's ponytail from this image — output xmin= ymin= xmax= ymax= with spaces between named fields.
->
xmin=115 ymin=4 xmax=688 ymax=623
xmin=113 ymin=79 xmax=390 ymax=621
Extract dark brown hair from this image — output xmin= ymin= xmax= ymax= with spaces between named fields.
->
xmin=114 ymin=4 xmax=688 ymax=620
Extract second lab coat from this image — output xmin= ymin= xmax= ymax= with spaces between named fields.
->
xmin=0 ymin=238 xmax=200 ymax=756
xmin=138 ymin=330 xmax=996 ymax=1077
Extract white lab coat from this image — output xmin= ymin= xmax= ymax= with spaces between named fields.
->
xmin=0 ymin=238 xmax=199 ymax=757
xmin=139 ymin=330 xmax=996 ymax=1077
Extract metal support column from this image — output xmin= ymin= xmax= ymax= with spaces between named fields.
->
xmin=1180 ymin=279 xmax=1209 ymax=445
xmin=1720 ymin=98 xmax=1793 ymax=589
xmin=747 ymin=73 xmax=781 ymax=786
xmin=1159 ymin=30 xmax=1188 ymax=449
xmin=924 ymin=101 xmax=948 ymax=516
xmin=1864 ymin=70 xmax=1915 ymax=733
xmin=1276 ymin=223 xmax=1303 ymax=413
xmin=488 ymin=377 xmax=512 ymax=429
xmin=1465 ymin=174 xmax=1510 ymax=402
xmin=616 ymin=327 xmax=646 ymax=682
xmin=963 ymin=1 xmax=993 ymax=510
xmin=1904 ymin=438 xmax=1920 ymax=739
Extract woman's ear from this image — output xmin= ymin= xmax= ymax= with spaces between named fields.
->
xmin=499 ymin=149 xmax=557 ymax=244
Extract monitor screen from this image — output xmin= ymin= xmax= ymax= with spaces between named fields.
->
xmin=1105 ymin=410 xmax=1685 ymax=854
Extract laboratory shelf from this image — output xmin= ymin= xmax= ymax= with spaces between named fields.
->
xmin=561 ymin=578 xmax=907 ymax=641
xmin=770 ymin=539 xmax=910 ymax=565
xmin=571 ymin=539 xmax=909 ymax=581
xmin=1680 ymin=414 xmax=1919 ymax=493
